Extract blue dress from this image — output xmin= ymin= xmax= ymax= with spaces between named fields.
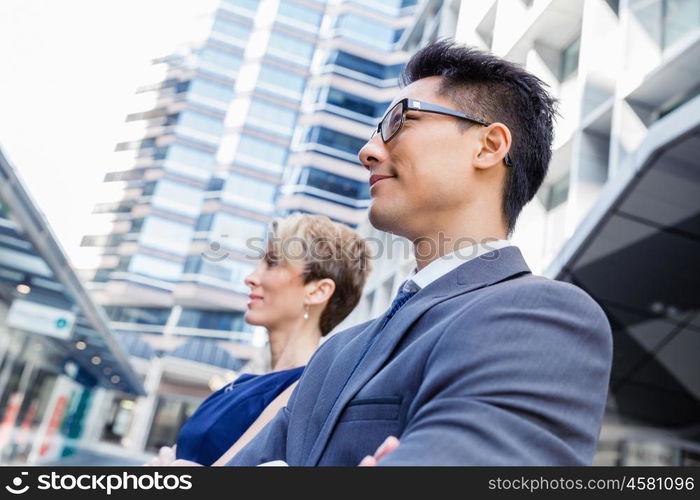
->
xmin=175 ymin=366 xmax=304 ymax=465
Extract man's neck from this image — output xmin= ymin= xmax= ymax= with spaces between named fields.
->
xmin=412 ymin=228 xmax=508 ymax=271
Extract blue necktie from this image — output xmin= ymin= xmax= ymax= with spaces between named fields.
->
xmin=310 ymin=280 xmax=419 ymax=452
xmin=379 ymin=283 xmax=418 ymax=331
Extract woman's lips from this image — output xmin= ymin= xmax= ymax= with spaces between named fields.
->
xmin=248 ymin=294 xmax=263 ymax=306
xmin=369 ymin=174 xmax=395 ymax=187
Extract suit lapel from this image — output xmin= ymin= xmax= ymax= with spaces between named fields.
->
xmin=305 ymin=246 xmax=531 ymax=465
xmin=295 ymin=315 xmax=384 ymax=460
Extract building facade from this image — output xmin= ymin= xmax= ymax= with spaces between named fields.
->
xmin=277 ymin=0 xmax=416 ymax=227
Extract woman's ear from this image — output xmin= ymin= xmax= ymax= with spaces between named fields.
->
xmin=473 ymin=122 xmax=512 ymax=170
xmin=305 ymin=278 xmax=336 ymax=306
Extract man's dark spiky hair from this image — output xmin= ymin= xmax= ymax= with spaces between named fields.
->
xmin=401 ymin=39 xmax=558 ymax=235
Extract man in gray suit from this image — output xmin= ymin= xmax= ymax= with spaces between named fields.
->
xmin=227 ymin=40 xmax=613 ymax=466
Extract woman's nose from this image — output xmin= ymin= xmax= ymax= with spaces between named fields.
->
xmin=244 ymin=268 xmax=259 ymax=288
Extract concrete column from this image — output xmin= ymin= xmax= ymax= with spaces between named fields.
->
xmin=122 ymin=357 xmax=162 ymax=452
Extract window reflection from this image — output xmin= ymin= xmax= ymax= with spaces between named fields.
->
xmin=152 ymin=180 xmax=204 ymax=217
xmin=128 ymin=254 xmax=183 ymax=281
xmin=247 ymin=99 xmax=296 ymax=135
xmin=235 ymin=135 xmax=287 ymax=174
xmin=268 ymin=32 xmax=315 ymax=63
xmin=257 ymin=65 xmax=306 ymax=96
xmin=277 ymin=2 xmax=323 ymax=27
xmin=138 ymin=217 xmax=194 ymax=256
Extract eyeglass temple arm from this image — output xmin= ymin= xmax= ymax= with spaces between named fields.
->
xmin=407 ymin=100 xmax=514 ymax=167
xmin=406 ymin=100 xmax=490 ymax=127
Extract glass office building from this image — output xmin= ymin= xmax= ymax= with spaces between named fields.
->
xmin=278 ymin=0 xmax=417 ymax=227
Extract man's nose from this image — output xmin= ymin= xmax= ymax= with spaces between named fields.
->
xmin=358 ymin=133 xmax=385 ymax=170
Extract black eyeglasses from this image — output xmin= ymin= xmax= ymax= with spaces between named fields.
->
xmin=372 ymin=98 xmax=513 ymax=168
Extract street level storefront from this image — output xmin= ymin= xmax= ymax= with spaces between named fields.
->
xmin=0 ymin=147 xmax=144 ymax=464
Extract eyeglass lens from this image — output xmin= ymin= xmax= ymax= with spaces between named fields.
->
xmin=381 ymin=102 xmax=404 ymax=142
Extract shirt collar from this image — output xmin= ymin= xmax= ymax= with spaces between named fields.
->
xmin=404 ymin=239 xmax=512 ymax=291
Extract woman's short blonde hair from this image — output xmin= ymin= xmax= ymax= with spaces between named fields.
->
xmin=266 ymin=214 xmax=372 ymax=336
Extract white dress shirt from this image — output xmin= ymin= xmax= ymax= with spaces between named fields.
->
xmin=401 ymin=239 xmax=512 ymax=292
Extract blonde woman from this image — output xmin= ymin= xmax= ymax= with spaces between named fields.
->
xmin=150 ymin=214 xmax=371 ymax=466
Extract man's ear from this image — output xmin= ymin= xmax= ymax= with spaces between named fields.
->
xmin=473 ymin=122 xmax=512 ymax=170
xmin=305 ymin=278 xmax=336 ymax=307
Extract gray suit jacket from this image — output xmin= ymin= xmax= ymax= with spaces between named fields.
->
xmin=228 ymin=246 xmax=613 ymax=465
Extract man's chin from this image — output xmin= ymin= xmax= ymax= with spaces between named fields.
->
xmin=368 ymin=204 xmax=402 ymax=234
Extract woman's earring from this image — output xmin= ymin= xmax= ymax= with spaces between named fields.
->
xmin=303 ymin=304 xmax=309 ymax=320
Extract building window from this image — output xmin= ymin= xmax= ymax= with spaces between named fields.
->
xmin=304 ymin=126 xmax=366 ymax=156
xmin=199 ymin=260 xmax=233 ymax=282
xmin=0 ymin=197 xmax=9 ymax=219
xmin=152 ymin=180 xmax=204 ymax=218
xmin=335 ymin=14 xmax=396 ymax=49
xmin=130 ymin=218 xmax=144 ymax=233
xmin=662 ymin=0 xmax=700 ymax=48
xmin=188 ymin=78 xmax=235 ymax=106
xmin=222 ymin=0 xmax=260 ymax=15
xmin=177 ymin=110 xmax=225 ymax=138
xmin=546 ymin=175 xmax=569 ymax=211
xmin=257 ymin=65 xmax=306 ymax=96
xmin=195 ymin=213 xmax=214 ymax=231
xmin=165 ymin=144 xmax=215 ymax=171
xmin=183 ymin=256 xmax=255 ymax=288
xmin=326 ymin=50 xmax=403 ymax=81
xmin=560 ymin=35 xmax=580 ymax=81
xmin=139 ymin=216 xmax=194 ymax=255
xmin=145 ymin=397 xmax=199 ymax=452
xmin=223 ymin=173 xmax=277 ymax=212
xmin=267 ymin=32 xmax=315 ymax=64
xmin=280 ymin=208 xmax=356 ymax=228
xmin=128 ymin=254 xmax=183 ymax=281
xmin=199 ymin=47 xmax=243 ymax=76
xmin=325 ymin=87 xmax=387 ymax=118
xmin=92 ymin=269 xmax=112 ymax=282
xmin=103 ymin=306 xmax=171 ymax=325
xmin=209 ymin=213 xmax=267 ymax=251
xmin=178 ymin=308 xmax=251 ymax=332
xmin=211 ymin=17 xmax=252 ymax=42
xmin=302 ymin=167 xmax=369 ymax=200
xmin=183 ymin=254 xmax=202 ymax=273
xmin=247 ymin=99 xmax=296 ymax=136
xmin=141 ymin=181 xmax=157 ymax=196
xmin=235 ymin=135 xmax=287 ymax=174
xmin=277 ymin=2 xmax=323 ymax=27
xmin=207 ymin=177 xmax=225 ymax=191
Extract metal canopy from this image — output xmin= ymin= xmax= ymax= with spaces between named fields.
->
xmin=0 ymin=146 xmax=145 ymax=396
